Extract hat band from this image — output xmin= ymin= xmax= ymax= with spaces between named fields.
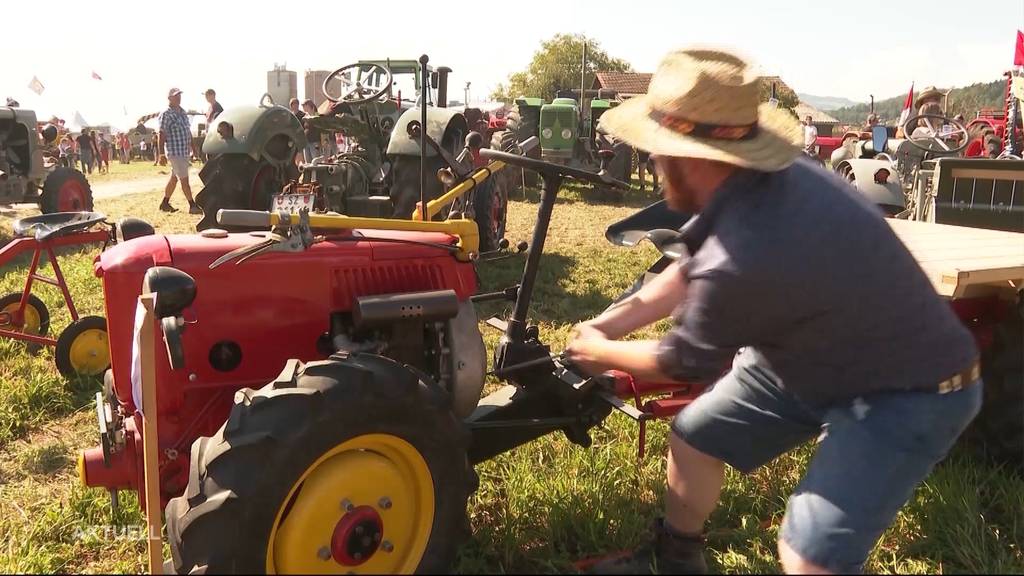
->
xmin=649 ymin=109 xmax=759 ymax=141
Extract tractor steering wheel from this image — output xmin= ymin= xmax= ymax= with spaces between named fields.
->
xmin=901 ymin=113 xmax=969 ymax=154
xmin=479 ymin=148 xmax=631 ymax=190
xmin=323 ymin=62 xmax=393 ymax=105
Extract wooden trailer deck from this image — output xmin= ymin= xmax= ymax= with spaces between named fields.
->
xmin=889 ymin=219 xmax=1024 ymax=299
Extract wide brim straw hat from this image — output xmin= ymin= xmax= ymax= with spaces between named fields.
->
xmin=598 ymin=47 xmax=803 ymax=172
xmin=914 ymin=86 xmax=944 ymax=109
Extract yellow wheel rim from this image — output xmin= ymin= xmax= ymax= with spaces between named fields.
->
xmin=267 ymin=433 xmax=434 ymax=574
xmin=1 ymin=301 xmax=41 ymax=335
xmin=68 ymin=328 xmax=109 ymax=375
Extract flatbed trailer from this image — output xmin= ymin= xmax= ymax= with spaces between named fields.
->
xmin=889 ymin=218 xmax=1024 ymax=299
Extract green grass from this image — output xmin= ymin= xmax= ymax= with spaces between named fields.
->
xmin=0 ymin=180 xmax=1021 ymax=573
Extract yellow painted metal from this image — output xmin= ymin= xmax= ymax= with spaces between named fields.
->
xmin=411 ymin=160 xmax=509 ymax=222
xmin=274 ymin=212 xmax=481 ymax=258
xmin=266 ymin=434 xmax=435 ymax=575
xmin=1 ymin=301 xmax=41 ymax=334
xmin=68 ymin=327 xmax=110 ymax=375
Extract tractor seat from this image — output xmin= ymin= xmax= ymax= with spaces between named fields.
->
xmin=13 ymin=211 xmax=107 ymax=242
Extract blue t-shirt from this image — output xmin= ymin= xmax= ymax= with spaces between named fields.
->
xmin=656 ymin=157 xmax=978 ymax=407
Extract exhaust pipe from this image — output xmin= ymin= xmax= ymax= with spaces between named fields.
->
xmin=436 ymin=66 xmax=451 ymax=108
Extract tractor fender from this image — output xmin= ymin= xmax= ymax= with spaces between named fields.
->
xmin=386 ymin=108 xmax=468 ymax=157
xmin=202 ymin=104 xmax=307 ymax=164
xmin=834 ymin=159 xmax=905 ymax=213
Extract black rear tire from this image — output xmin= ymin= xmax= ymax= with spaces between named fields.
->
xmin=166 ymin=354 xmax=472 ymax=574
xmin=195 ymin=154 xmax=289 ymax=231
xmin=39 ymin=168 xmax=93 ymax=214
xmin=472 ymin=177 xmax=507 ymax=253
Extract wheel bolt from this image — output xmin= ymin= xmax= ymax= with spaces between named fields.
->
xmin=378 ymin=497 xmax=392 ymax=510
xmin=382 ymin=540 xmax=394 ymax=553
xmin=353 ymin=552 xmax=363 ymax=561
xmin=341 ymin=498 xmax=354 ymax=512
xmin=317 ymin=546 xmax=331 ymax=561
xmin=355 ymin=525 xmax=364 ymax=535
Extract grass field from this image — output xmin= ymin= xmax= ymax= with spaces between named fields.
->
xmin=0 ymin=178 xmax=1021 ymax=574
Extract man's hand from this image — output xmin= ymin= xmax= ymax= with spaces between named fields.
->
xmin=566 ymin=323 xmax=612 ymax=376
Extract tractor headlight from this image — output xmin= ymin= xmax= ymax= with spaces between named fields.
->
xmin=542 ymin=128 xmax=553 ymax=139
xmin=561 ymin=128 xmax=573 ymax=140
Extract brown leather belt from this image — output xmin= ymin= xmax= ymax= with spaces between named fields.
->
xmin=937 ymin=360 xmax=981 ymax=394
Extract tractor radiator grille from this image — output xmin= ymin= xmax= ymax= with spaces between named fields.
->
xmin=332 ymin=264 xmax=448 ymax=306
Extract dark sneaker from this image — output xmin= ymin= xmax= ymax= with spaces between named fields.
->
xmin=582 ymin=519 xmax=708 ymax=574
xmin=159 ymin=201 xmax=178 ymax=213
xmin=188 ymin=204 xmax=202 ymax=215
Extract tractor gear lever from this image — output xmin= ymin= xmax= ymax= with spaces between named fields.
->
xmin=209 ymin=209 xmax=316 ymax=269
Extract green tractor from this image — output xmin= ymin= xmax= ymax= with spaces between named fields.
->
xmin=493 ymin=92 xmax=633 ymax=196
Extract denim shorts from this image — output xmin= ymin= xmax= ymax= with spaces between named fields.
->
xmin=672 ymin=358 xmax=983 ymax=573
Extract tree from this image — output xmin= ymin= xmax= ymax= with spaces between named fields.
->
xmin=758 ymin=77 xmax=800 ymax=117
xmin=491 ymin=34 xmax=632 ymax=102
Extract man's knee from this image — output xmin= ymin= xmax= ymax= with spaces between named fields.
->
xmin=778 ymin=537 xmax=834 ymax=575
xmin=669 ymin=432 xmax=722 ymax=466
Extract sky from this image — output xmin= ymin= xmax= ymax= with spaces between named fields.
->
xmin=4 ymin=0 xmax=1024 ymax=130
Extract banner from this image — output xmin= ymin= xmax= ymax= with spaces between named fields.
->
xmin=27 ymin=76 xmax=45 ymax=95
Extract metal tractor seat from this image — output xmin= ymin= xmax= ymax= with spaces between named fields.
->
xmin=12 ymin=211 xmax=107 ymax=242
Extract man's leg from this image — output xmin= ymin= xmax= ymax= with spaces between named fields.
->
xmin=777 ymin=384 xmax=982 ymax=574
xmin=161 ymin=174 xmax=178 ymax=212
xmin=665 ymin=434 xmax=724 ymax=535
xmin=587 ymin=356 xmax=822 ymax=574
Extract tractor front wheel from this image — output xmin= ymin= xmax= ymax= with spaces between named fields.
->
xmin=970 ymin=292 xmax=1023 ymax=470
xmin=166 ymin=354 xmax=472 ymax=574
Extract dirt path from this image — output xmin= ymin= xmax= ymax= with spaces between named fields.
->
xmin=91 ymin=173 xmax=202 ymax=199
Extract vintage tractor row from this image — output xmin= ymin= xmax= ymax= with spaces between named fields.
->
xmin=496 ymin=91 xmax=634 ymax=196
xmin=0 ymin=106 xmax=95 ymax=213
xmin=193 ymin=58 xmax=515 ymax=252
xmin=73 ymin=126 xmax=1022 ymax=573
xmin=829 ymin=106 xmax=1023 ymax=235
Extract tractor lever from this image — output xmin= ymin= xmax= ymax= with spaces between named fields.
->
xmin=209 ymin=209 xmax=315 ymax=269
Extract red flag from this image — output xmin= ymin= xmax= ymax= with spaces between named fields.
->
xmin=898 ymin=82 xmax=915 ymax=127
xmin=91 ymin=71 xmax=103 ymax=81
xmin=1015 ymin=30 xmax=1024 ymax=67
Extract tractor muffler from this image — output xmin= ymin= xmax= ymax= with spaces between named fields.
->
xmin=353 ymin=289 xmax=459 ymax=328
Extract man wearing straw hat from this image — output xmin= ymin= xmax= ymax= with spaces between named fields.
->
xmin=567 ymin=48 xmax=981 ymax=574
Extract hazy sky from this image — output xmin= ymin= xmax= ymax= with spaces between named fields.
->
xmin=5 ymin=0 xmax=1023 ymax=129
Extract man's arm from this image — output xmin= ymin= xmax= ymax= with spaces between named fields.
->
xmin=579 ymin=259 xmax=689 ymax=340
xmin=569 ymin=269 xmax=784 ymax=381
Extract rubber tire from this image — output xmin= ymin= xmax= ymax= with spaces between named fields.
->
xmin=195 ymin=154 xmax=290 ymax=231
xmin=39 ymin=168 xmax=94 ymax=214
xmin=495 ymin=107 xmax=539 ymax=188
xmin=473 ymin=176 xmax=507 ymax=253
xmin=970 ymin=293 xmax=1023 ymax=470
xmin=166 ymin=353 xmax=472 ymax=574
xmin=0 ymin=292 xmax=50 ymax=355
xmin=54 ymin=315 xmax=109 ymax=379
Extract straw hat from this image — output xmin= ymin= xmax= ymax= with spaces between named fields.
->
xmin=598 ymin=48 xmax=802 ymax=172
xmin=914 ymin=86 xmax=944 ymax=109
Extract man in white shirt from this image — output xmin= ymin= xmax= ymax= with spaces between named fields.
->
xmin=802 ymin=115 xmax=818 ymax=155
